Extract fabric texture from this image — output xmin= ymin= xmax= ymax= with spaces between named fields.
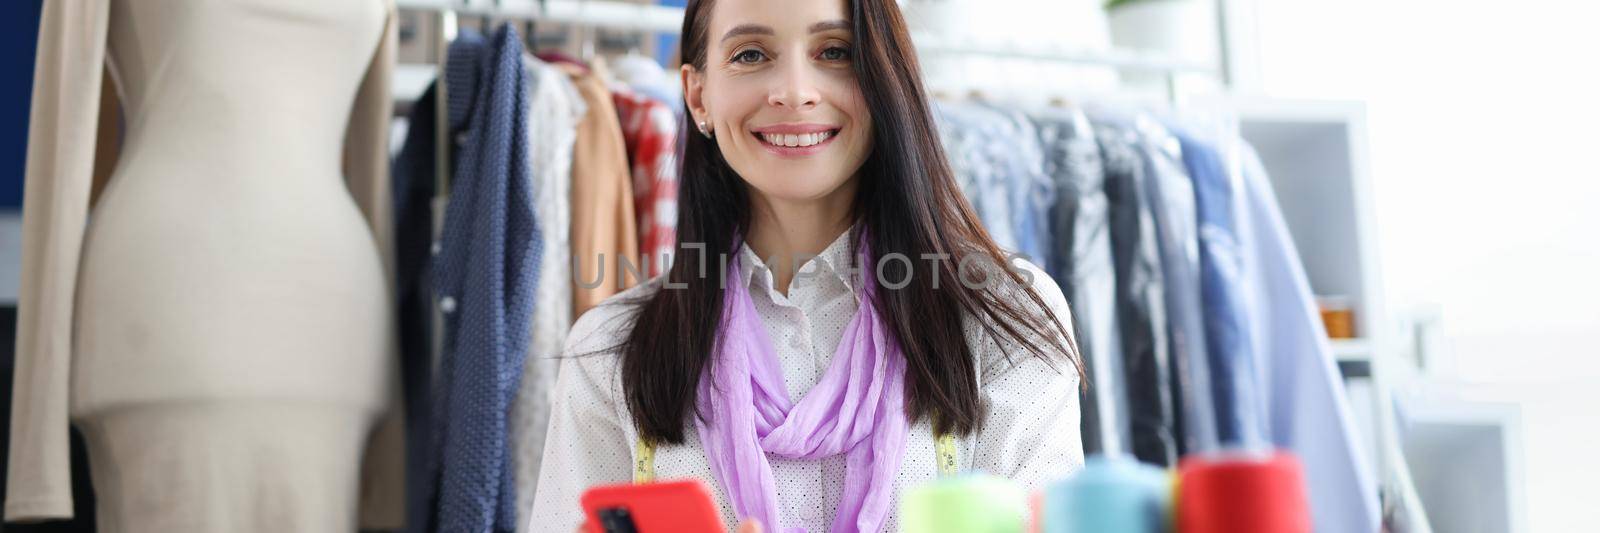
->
xmin=9 ymin=0 xmax=402 ymax=527
xmin=529 ymin=227 xmax=1083 ymax=532
xmin=428 ymin=26 xmax=542 ymax=533
xmin=1238 ymin=143 xmax=1379 ymax=533
xmin=564 ymin=67 xmax=641 ymax=318
xmin=611 ymin=89 xmax=679 ymax=277
xmin=696 ymin=233 xmax=907 ymax=533
xmin=1030 ymin=107 xmax=1121 ymax=456
xmin=1094 ymin=119 xmax=1176 ymax=466
xmin=1174 ymin=130 xmax=1263 ymax=447
xmin=511 ymin=55 xmax=586 ymax=533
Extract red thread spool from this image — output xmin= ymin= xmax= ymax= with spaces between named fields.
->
xmin=1177 ymin=451 xmax=1312 ymax=533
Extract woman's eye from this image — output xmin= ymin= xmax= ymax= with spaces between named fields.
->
xmin=821 ymin=46 xmax=851 ymax=62
xmin=733 ymin=49 xmax=766 ymax=64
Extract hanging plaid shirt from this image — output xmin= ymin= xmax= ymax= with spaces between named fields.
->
xmin=612 ymin=88 xmax=679 ymax=278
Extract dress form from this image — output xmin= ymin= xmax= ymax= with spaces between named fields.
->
xmin=7 ymin=0 xmax=403 ymax=529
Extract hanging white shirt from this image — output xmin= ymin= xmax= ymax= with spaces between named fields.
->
xmin=512 ymin=55 xmax=588 ymax=533
xmin=528 ymin=228 xmax=1084 ymax=531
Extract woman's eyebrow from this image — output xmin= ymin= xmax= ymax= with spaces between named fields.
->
xmin=720 ymin=20 xmax=852 ymax=44
xmin=721 ymin=24 xmax=773 ymax=43
xmin=808 ymin=20 xmax=850 ymax=34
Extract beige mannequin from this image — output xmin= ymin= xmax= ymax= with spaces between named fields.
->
xmin=7 ymin=0 xmax=404 ymax=530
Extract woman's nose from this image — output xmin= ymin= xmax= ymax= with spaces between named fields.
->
xmin=768 ymin=60 xmax=820 ymax=110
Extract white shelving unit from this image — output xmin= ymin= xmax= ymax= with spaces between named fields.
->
xmin=1232 ymin=98 xmax=1446 ymax=532
xmin=1392 ymin=391 xmax=1527 ymax=533
xmin=1234 ymin=98 xmax=1387 ymax=360
xmin=1233 ymin=97 xmax=1386 ymax=469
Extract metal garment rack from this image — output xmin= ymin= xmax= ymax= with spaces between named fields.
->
xmin=396 ymin=0 xmax=684 ymax=34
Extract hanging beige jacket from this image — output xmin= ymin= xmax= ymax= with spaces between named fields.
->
xmin=6 ymin=0 xmax=404 ymax=528
xmin=562 ymin=66 xmax=641 ymax=317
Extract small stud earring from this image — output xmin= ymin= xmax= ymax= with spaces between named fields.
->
xmin=697 ymin=120 xmax=713 ymax=139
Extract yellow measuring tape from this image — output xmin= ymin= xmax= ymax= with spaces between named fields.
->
xmin=633 ymin=430 xmax=959 ymax=484
xmin=934 ymin=433 xmax=959 ymax=477
xmin=633 ymin=439 xmax=657 ymax=484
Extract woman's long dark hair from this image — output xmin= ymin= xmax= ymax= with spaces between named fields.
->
xmin=614 ymin=0 xmax=1085 ymax=444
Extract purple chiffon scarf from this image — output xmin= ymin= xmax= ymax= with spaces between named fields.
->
xmin=694 ymin=236 xmax=909 ymax=533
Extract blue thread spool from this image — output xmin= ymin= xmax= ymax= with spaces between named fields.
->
xmin=1042 ymin=457 xmax=1171 ymax=533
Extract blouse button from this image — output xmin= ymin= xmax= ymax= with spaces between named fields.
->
xmin=440 ymin=296 xmax=457 ymax=313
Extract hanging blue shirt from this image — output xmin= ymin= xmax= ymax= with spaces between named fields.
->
xmin=1174 ymin=130 xmax=1263 ymax=448
xmin=429 ymin=25 xmax=542 ymax=533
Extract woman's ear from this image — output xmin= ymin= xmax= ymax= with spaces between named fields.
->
xmin=681 ymin=63 xmax=707 ymax=127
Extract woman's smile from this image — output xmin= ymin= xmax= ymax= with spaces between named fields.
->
xmin=750 ymin=122 xmax=841 ymax=157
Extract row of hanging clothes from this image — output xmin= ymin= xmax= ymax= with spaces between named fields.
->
xmin=931 ymin=98 xmax=1379 ymax=533
xmin=387 ymin=21 xmax=1378 ymax=533
xmin=389 ymin=22 xmax=682 ymax=533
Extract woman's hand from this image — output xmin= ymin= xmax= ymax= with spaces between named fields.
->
xmin=573 ymin=519 xmax=762 ymax=533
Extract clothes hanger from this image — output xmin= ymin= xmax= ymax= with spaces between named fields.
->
xmin=578 ymin=0 xmax=596 ymax=63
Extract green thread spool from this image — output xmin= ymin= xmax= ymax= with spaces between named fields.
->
xmin=901 ymin=475 xmax=1028 ymax=533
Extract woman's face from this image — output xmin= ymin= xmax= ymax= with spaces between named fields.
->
xmin=683 ymin=0 xmax=874 ymax=206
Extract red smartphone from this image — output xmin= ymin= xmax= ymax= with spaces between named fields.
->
xmin=580 ymin=479 xmax=726 ymax=533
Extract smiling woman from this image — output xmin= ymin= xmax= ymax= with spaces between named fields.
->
xmin=529 ymin=0 xmax=1087 ymax=531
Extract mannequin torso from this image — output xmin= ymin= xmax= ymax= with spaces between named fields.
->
xmin=71 ymin=0 xmax=392 ymax=415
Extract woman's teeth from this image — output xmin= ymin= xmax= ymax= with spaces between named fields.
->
xmin=759 ymin=130 xmax=834 ymax=147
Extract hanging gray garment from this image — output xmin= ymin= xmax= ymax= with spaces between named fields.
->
xmin=1029 ymin=107 xmax=1124 ymax=456
xmin=1133 ymin=115 xmax=1214 ymax=457
xmin=932 ymin=101 xmax=1023 ymax=255
xmin=976 ymin=103 xmax=1055 ymax=270
xmin=1093 ymin=117 xmax=1175 ymax=465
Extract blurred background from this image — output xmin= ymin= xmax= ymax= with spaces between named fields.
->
xmin=2 ymin=1 xmax=1597 ymax=532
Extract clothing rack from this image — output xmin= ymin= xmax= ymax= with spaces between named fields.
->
xmin=396 ymin=0 xmax=685 ymax=199
xmin=393 ymin=1 xmax=1227 ymax=106
xmin=396 ymin=0 xmax=688 ymax=370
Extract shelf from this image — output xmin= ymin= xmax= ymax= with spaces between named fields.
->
xmin=1332 ymin=338 xmax=1373 ymax=379
xmin=909 ymin=33 xmax=1218 ymax=75
xmin=1330 ymin=338 xmax=1373 ymax=362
